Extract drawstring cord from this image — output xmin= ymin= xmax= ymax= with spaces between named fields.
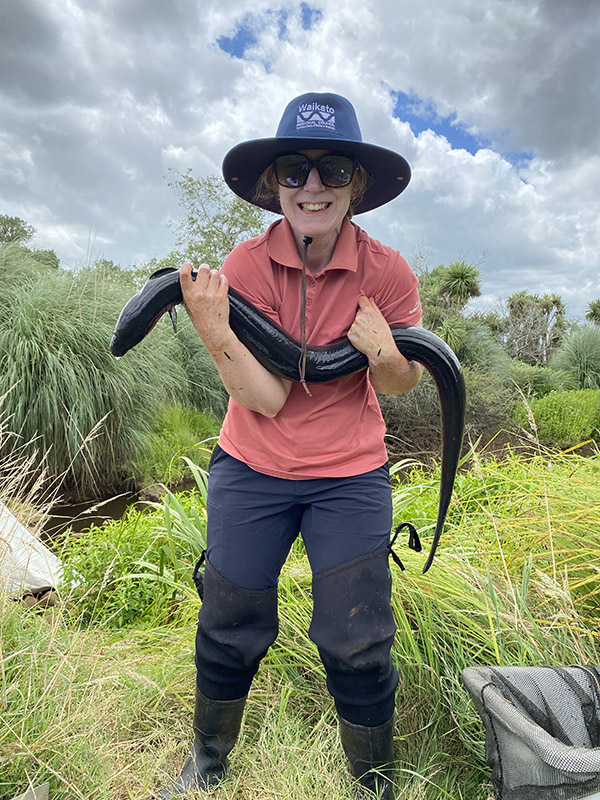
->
xmin=299 ymin=236 xmax=313 ymax=396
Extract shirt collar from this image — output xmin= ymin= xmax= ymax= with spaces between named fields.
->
xmin=267 ymin=217 xmax=358 ymax=273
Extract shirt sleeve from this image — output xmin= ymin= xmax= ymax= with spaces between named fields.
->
xmin=374 ymin=250 xmax=422 ymax=326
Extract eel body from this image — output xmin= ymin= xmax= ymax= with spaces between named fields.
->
xmin=110 ymin=267 xmax=466 ymax=572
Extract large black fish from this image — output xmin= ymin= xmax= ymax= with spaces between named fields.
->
xmin=110 ymin=267 xmax=465 ymax=572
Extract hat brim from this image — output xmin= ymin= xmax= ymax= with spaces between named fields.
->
xmin=222 ymin=136 xmax=411 ymax=215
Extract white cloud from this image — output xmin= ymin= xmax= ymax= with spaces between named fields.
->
xmin=0 ymin=0 xmax=598 ymax=317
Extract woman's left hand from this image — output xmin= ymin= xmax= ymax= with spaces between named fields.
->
xmin=347 ymin=296 xmax=397 ymax=361
xmin=348 ymin=295 xmax=423 ymax=394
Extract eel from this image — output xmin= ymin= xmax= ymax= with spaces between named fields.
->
xmin=110 ymin=267 xmax=466 ymax=573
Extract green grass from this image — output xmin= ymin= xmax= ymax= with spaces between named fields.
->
xmin=0 ymin=248 xmax=227 ymax=499
xmin=0 ymin=266 xmax=193 ymax=498
xmin=2 ymin=446 xmax=600 ymax=799
xmin=132 ymin=404 xmax=220 ymax=490
xmin=514 ymin=388 xmax=600 ymax=449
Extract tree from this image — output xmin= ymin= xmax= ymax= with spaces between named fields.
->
xmin=0 ymin=214 xmax=35 ymax=245
xmin=414 ymin=260 xmax=481 ymax=341
xmin=502 ymin=291 xmax=566 ymax=365
xmin=586 ymin=299 xmax=600 ymax=325
xmin=168 ymin=171 xmax=273 ymax=269
xmin=438 ymin=260 xmax=481 ymax=307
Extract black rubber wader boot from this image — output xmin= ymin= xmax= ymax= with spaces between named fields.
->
xmin=159 ymin=557 xmax=279 ymax=797
xmin=308 ymin=550 xmax=399 ymax=799
xmin=339 ymin=714 xmax=395 ymax=799
xmin=157 ymin=688 xmax=246 ymax=797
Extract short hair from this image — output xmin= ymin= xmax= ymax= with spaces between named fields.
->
xmin=252 ymin=160 xmax=372 ymax=220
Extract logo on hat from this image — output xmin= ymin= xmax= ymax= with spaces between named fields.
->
xmin=296 ymin=102 xmax=335 ymax=131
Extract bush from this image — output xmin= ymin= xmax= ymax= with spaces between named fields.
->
xmin=514 ymin=389 xmax=600 ymax=448
xmin=552 ymin=325 xmax=600 ymax=389
xmin=509 ymin=360 xmax=575 ymax=398
xmin=380 ymin=365 xmax=515 ymax=458
xmin=458 ymin=318 xmax=512 ymax=376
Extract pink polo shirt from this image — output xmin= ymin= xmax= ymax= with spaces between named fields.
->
xmin=217 ymin=217 xmax=421 ymax=479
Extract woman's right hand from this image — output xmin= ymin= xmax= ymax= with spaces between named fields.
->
xmin=180 ymin=261 xmax=291 ymax=417
xmin=180 ymin=262 xmax=231 ymax=352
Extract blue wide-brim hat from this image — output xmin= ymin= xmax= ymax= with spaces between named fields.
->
xmin=222 ymin=91 xmax=411 ymax=215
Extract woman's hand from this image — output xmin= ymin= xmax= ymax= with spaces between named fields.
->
xmin=348 ymin=295 xmax=423 ymax=394
xmin=180 ymin=262 xmax=230 ymax=352
xmin=180 ymin=261 xmax=291 ymax=417
xmin=348 ymin=295 xmax=398 ymax=362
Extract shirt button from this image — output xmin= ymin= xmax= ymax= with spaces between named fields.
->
xmin=306 ymin=298 xmax=312 ymax=306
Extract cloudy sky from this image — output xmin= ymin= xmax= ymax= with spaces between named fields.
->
xmin=1 ymin=0 xmax=599 ymax=319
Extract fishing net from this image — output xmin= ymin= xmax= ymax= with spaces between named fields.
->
xmin=462 ymin=665 xmax=600 ymax=800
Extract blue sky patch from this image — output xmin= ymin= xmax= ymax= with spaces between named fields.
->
xmin=217 ymin=20 xmax=258 ymax=59
xmin=217 ymin=5 xmax=322 ymax=59
xmin=392 ymin=90 xmax=487 ymax=155
xmin=300 ymin=2 xmax=323 ymax=30
xmin=392 ymin=89 xmax=533 ymax=168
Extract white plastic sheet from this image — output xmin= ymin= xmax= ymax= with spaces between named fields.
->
xmin=0 ymin=501 xmax=62 ymax=596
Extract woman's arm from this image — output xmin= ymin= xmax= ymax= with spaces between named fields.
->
xmin=180 ymin=262 xmax=292 ymax=417
xmin=347 ymin=295 xmax=423 ymax=395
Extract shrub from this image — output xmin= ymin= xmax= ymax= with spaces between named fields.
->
xmin=380 ymin=366 xmax=515 ymax=458
xmin=509 ymin=360 xmax=575 ymax=398
xmin=552 ymin=325 xmax=600 ymax=389
xmin=458 ymin=318 xmax=512 ymax=376
xmin=514 ymin=389 xmax=600 ymax=448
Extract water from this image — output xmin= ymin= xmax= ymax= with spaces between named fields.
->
xmin=43 ymin=493 xmax=147 ymax=539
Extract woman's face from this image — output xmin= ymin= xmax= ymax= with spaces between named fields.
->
xmin=277 ymin=150 xmax=353 ymax=244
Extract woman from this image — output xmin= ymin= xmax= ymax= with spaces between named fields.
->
xmin=159 ymin=92 xmax=423 ymax=800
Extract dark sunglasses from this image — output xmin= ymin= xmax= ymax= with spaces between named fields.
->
xmin=274 ymin=153 xmax=356 ymax=189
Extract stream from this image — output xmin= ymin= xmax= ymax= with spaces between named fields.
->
xmin=43 ymin=493 xmax=149 ymax=540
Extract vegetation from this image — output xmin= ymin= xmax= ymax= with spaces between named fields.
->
xmin=2 ymin=194 xmax=600 ymax=798
xmin=132 ymin=405 xmax=220 ymax=490
xmin=0 ymin=241 xmax=226 ymax=498
xmin=0 ymin=213 xmax=36 ymax=245
xmin=2 ymin=446 xmax=599 ymax=799
xmin=586 ymin=298 xmax=600 ymax=325
xmin=515 ymin=389 xmax=600 ymax=449
xmin=168 ymin=171 xmax=273 ymax=268
xmin=1 ymin=195 xmax=598 ymax=497
xmin=552 ymin=325 xmax=600 ymax=390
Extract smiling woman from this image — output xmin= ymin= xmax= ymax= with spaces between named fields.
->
xmin=158 ymin=91 xmax=427 ymax=800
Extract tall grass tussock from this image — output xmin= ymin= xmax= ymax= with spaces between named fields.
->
xmin=0 ymin=245 xmax=228 ymax=498
xmin=2 ymin=437 xmax=599 ymax=799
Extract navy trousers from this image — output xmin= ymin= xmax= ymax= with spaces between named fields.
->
xmin=195 ymin=445 xmax=398 ymax=726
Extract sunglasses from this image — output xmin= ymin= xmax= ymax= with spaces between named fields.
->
xmin=274 ymin=153 xmax=356 ymax=189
